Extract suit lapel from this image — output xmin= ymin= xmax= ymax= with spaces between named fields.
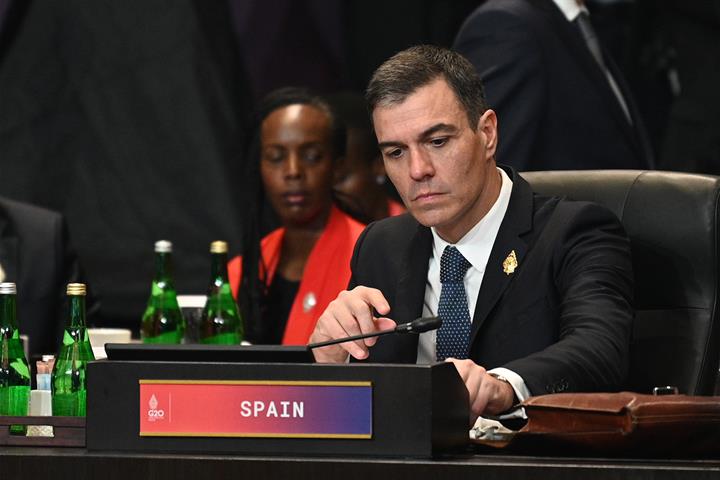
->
xmin=469 ymin=168 xmax=533 ymax=346
xmin=394 ymin=223 xmax=432 ymax=323
xmin=530 ymin=0 xmax=642 ymax=157
xmin=381 ymin=222 xmax=432 ymax=362
xmin=604 ymin=53 xmax=655 ymax=168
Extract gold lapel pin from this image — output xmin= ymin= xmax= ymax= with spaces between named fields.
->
xmin=502 ymin=250 xmax=518 ymax=275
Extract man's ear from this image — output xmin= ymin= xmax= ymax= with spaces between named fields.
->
xmin=477 ymin=109 xmax=498 ymax=157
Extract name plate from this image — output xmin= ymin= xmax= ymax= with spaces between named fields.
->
xmin=138 ymin=380 xmax=372 ymax=439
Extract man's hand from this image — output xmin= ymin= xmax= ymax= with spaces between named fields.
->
xmin=447 ymin=358 xmax=516 ymax=424
xmin=309 ymin=286 xmax=396 ymax=363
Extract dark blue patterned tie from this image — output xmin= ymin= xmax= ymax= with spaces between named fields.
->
xmin=436 ymin=246 xmax=472 ymax=361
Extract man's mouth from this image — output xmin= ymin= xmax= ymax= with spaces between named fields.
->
xmin=413 ymin=191 xmax=444 ymax=202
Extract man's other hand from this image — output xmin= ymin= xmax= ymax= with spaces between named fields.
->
xmin=447 ymin=358 xmax=515 ymax=424
xmin=309 ymin=286 xmax=396 ymax=363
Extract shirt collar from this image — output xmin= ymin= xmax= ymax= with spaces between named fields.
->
xmin=552 ymin=0 xmax=589 ymax=21
xmin=431 ymin=167 xmax=513 ymax=273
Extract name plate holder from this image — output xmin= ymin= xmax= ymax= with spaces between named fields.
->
xmin=87 ymin=361 xmax=469 ymax=457
xmin=0 ymin=416 xmax=85 ymax=447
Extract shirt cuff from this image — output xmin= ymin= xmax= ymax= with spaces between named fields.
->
xmin=487 ymin=367 xmax=531 ymax=420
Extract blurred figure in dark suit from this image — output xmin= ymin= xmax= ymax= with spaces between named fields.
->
xmin=658 ymin=0 xmax=720 ymax=174
xmin=454 ymin=0 xmax=654 ymax=171
xmin=0 ymin=196 xmax=93 ymax=358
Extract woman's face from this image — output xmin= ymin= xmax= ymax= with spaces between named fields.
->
xmin=334 ymin=127 xmax=386 ymax=218
xmin=260 ymin=104 xmax=336 ymax=229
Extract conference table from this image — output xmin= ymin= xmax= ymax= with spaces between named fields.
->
xmin=2 ymin=447 xmax=720 ymax=479
xmin=4 ymin=359 xmax=718 ymax=478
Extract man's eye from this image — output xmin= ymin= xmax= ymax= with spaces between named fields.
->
xmin=386 ymin=148 xmax=403 ymax=159
xmin=430 ymin=137 xmax=448 ymax=147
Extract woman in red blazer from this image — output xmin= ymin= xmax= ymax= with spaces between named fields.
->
xmin=229 ymin=88 xmax=365 ymax=345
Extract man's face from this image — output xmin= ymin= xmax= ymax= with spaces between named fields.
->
xmin=372 ymin=78 xmax=500 ymax=243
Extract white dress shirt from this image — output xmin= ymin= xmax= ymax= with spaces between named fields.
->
xmin=553 ymin=0 xmax=586 ymax=21
xmin=416 ymin=168 xmax=531 ymax=413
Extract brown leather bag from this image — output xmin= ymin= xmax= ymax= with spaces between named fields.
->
xmin=511 ymin=392 xmax=720 ymax=457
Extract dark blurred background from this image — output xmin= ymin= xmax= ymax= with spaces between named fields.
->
xmin=0 ymin=0 xmax=718 ymax=332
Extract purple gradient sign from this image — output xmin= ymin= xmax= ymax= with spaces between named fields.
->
xmin=139 ymin=380 xmax=373 ymax=439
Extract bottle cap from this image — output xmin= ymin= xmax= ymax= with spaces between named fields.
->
xmin=154 ymin=240 xmax=173 ymax=253
xmin=67 ymin=283 xmax=87 ymax=296
xmin=210 ymin=240 xmax=228 ymax=254
xmin=0 ymin=282 xmax=16 ymax=294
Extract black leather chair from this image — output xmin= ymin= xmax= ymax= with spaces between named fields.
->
xmin=521 ymin=170 xmax=720 ymax=395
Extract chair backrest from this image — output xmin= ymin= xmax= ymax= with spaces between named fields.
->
xmin=521 ymin=170 xmax=720 ymax=395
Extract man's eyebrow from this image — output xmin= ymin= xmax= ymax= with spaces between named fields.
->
xmin=377 ymin=123 xmax=459 ymax=150
xmin=419 ymin=123 xmax=458 ymax=139
xmin=377 ymin=140 xmax=405 ymax=150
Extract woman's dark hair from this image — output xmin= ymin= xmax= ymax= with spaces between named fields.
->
xmin=325 ymin=91 xmax=378 ymax=166
xmin=238 ymin=87 xmax=346 ymax=343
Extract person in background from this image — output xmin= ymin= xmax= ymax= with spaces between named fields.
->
xmin=229 ymin=88 xmax=365 ymax=345
xmin=453 ymin=0 xmax=654 ymax=171
xmin=0 ymin=196 xmax=96 ymax=358
xmin=327 ymin=92 xmax=405 ymax=224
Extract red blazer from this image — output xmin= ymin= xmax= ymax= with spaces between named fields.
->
xmin=228 ymin=206 xmax=365 ymax=345
xmin=388 ymin=199 xmax=406 ymax=217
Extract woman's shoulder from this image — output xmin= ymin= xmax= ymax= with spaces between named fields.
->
xmin=328 ymin=206 xmax=366 ymax=239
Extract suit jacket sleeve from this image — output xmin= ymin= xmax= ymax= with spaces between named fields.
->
xmin=505 ymin=202 xmax=634 ymax=395
xmin=347 ymin=221 xmax=375 ymax=291
xmin=454 ymin=8 xmax=545 ymax=171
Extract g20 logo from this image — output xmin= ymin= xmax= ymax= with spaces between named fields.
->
xmin=147 ymin=394 xmax=165 ymax=422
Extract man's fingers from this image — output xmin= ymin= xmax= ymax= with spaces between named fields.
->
xmin=310 ymin=310 xmax=353 ymax=363
xmin=354 ymin=286 xmax=391 ymax=315
xmin=329 ymin=298 xmax=373 ymax=359
xmin=364 ymin=317 xmax=397 ymax=347
xmin=342 ymin=287 xmax=392 ymax=348
xmin=309 ymin=286 xmax=393 ymax=361
xmin=470 ymin=381 xmax=491 ymax=419
xmin=446 ymin=358 xmax=492 ymax=423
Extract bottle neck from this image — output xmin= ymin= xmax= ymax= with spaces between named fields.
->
xmin=0 ymin=293 xmax=17 ymax=333
xmin=67 ymin=295 xmax=87 ymax=328
xmin=209 ymin=252 xmax=229 ymax=287
xmin=154 ymin=252 xmax=175 ymax=286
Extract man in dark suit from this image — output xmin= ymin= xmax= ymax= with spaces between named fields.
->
xmin=310 ymin=46 xmax=633 ymax=422
xmin=0 ymin=196 xmax=89 ymax=357
xmin=453 ymin=0 xmax=654 ymax=171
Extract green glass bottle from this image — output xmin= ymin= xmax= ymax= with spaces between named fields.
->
xmin=0 ymin=282 xmax=31 ymax=434
xmin=51 ymin=283 xmax=95 ymax=416
xmin=198 ymin=241 xmax=244 ymax=344
xmin=141 ymin=240 xmax=186 ymax=344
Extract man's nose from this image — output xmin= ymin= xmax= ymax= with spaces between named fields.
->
xmin=408 ymin=149 xmax=435 ymax=181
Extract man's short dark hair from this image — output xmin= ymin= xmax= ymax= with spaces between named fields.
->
xmin=365 ymin=45 xmax=488 ymax=130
